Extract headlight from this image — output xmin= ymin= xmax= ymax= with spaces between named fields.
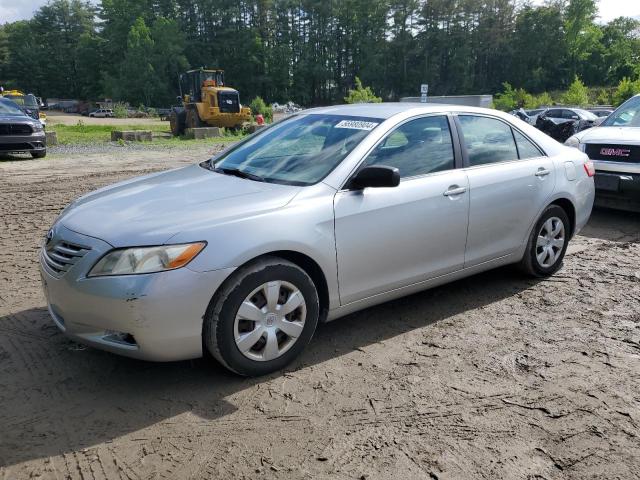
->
xmin=565 ymin=136 xmax=581 ymax=149
xmin=32 ymin=122 xmax=44 ymax=132
xmin=89 ymin=242 xmax=206 ymax=277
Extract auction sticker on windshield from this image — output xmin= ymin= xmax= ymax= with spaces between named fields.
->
xmin=335 ymin=120 xmax=379 ymax=130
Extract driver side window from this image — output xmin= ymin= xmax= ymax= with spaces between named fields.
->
xmin=364 ymin=116 xmax=455 ymax=178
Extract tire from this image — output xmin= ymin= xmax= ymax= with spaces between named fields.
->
xmin=31 ymin=150 xmax=46 ymax=159
xmin=519 ymin=205 xmax=570 ymax=277
xmin=203 ymin=257 xmax=320 ymax=376
xmin=169 ymin=108 xmax=186 ymax=136
xmin=186 ymin=108 xmax=203 ymax=129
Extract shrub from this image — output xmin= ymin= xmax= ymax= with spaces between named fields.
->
xmin=249 ymin=96 xmax=273 ymax=122
xmin=562 ymin=76 xmax=589 ymax=106
xmin=344 ymin=77 xmax=382 ymax=104
xmin=533 ymin=92 xmax=553 ymax=108
xmin=494 ymin=82 xmax=535 ymax=110
xmin=113 ymin=103 xmax=128 ymax=118
xmin=612 ymin=77 xmax=640 ymax=106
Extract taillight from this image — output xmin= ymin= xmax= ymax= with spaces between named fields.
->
xmin=584 ymin=160 xmax=595 ymax=177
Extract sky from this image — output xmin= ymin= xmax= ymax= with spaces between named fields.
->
xmin=1 ymin=0 xmax=639 ymax=24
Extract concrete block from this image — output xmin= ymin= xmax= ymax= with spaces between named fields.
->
xmin=111 ymin=130 xmax=153 ymax=142
xmin=245 ymin=124 xmax=267 ymax=134
xmin=45 ymin=131 xmax=58 ymax=146
xmin=184 ymin=127 xmax=223 ymax=139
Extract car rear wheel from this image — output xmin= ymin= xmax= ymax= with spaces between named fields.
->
xmin=203 ymin=257 xmax=319 ymax=376
xmin=519 ymin=205 xmax=570 ymax=277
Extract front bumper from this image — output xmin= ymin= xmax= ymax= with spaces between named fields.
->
xmin=39 ymin=225 xmax=234 ymax=361
xmin=594 ymin=170 xmax=640 ymax=212
xmin=0 ymin=132 xmax=46 ymax=153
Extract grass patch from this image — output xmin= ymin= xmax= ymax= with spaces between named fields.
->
xmin=49 ymin=122 xmax=244 ymax=146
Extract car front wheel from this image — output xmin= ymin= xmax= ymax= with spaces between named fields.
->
xmin=519 ymin=204 xmax=570 ymax=277
xmin=203 ymin=257 xmax=319 ymax=376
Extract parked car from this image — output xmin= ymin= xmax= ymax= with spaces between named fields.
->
xmin=0 ymin=97 xmax=46 ymax=158
xmin=588 ymin=109 xmax=613 ymax=118
xmin=524 ymin=108 xmax=545 ymax=125
xmin=536 ymin=107 xmax=598 ymax=142
xmin=89 ymin=109 xmax=114 ymax=118
xmin=40 ymin=104 xmax=594 ymax=376
xmin=566 ymin=94 xmax=640 ymax=211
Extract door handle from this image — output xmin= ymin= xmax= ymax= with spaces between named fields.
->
xmin=443 ymin=186 xmax=467 ymax=196
xmin=535 ymin=168 xmax=551 ymax=177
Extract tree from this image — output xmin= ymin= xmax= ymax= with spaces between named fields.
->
xmin=510 ymin=4 xmax=567 ymax=92
xmin=612 ymin=77 xmax=640 ymax=106
xmin=31 ymin=0 xmax=98 ymax=98
xmin=564 ymin=0 xmax=601 ymax=82
xmin=2 ymin=0 xmax=640 ymax=108
xmin=344 ymin=77 xmax=382 ymax=104
xmin=563 ymin=76 xmax=590 ymax=106
xmin=105 ymin=17 xmax=156 ymax=105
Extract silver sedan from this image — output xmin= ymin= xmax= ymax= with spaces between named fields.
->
xmin=40 ymin=104 xmax=595 ymax=376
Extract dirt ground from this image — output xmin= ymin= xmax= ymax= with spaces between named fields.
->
xmin=1 ymin=145 xmax=639 ymax=480
xmin=45 ymin=111 xmax=167 ymax=126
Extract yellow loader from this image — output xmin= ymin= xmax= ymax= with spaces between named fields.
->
xmin=170 ymin=68 xmax=251 ymax=135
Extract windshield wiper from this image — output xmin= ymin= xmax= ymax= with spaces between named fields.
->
xmin=213 ymin=166 xmax=265 ymax=182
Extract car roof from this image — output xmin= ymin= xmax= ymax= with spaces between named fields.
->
xmin=303 ymin=102 xmax=496 ymax=120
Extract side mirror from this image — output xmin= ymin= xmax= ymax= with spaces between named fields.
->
xmin=348 ymin=165 xmax=400 ymax=190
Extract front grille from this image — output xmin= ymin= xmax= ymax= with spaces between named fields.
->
xmin=218 ymin=91 xmax=240 ymax=113
xmin=0 ymin=124 xmax=33 ymax=135
xmin=585 ymin=143 xmax=640 ymax=163
xmin=0 ymin=143 xmax=33 ymax=151
xmin=43 ymin=240 xmax=91 ymax=277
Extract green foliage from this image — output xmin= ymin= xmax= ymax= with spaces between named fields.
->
xmin=562 ymin=76 xmax=590 ymax=106
xmin=494 ymin=83 xmax=535 ymax=111
xmin=533 ymin=92 xmax=554 ymax=108
xmin=249 ymin=96 xmax=273 ymax=122
xmin=612 ymin=77 xmax=640 ymax=106
xmin=344 ymin=77 xmax=382 ymax=104
xmin=1 ymin=0 xmax=640 ymax=108
xmin=113 ymin=103 xmax=128 ymax=118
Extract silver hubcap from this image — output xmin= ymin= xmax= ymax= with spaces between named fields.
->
xmin=233 ymin=281 xmax=306 ymax=362
xmin=536 ymin=217 xmax=565 ymax=268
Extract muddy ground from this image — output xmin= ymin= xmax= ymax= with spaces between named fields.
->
xmin=1 ymin=145 xmax=639 ymax=480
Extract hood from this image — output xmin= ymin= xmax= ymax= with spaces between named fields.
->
xmin=575 ymin=126 xmax=640 ymax=144
xmin=60 ymin=164 xmax=301 ymax=247
xmin=0 ymin=114 xmax=34 ymax=123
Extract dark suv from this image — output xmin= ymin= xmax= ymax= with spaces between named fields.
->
xmin=0 ymin=97 xmax=46 ymax=158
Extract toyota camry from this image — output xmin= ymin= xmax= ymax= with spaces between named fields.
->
xmin=40 ymin=104 xmax=595 ymax=376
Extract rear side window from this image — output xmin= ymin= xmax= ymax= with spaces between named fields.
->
xmin=546 ymin=109 xmax=562 ymax=118
xmin=513 ymin=130 xmax=543 ymax=159
xmin=365 ymin=115 xmax=455 ymax=178
xmin=458 ymin=115 xmax=518 ymax=166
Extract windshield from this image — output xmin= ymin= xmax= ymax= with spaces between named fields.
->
xmin=5 ymin=94 xmax=38 ymax=109
xmin=211 ymin=114 xmax=382 ymax=185
xmin=603 ymin=96 xmax=640 ymax=127
xmin=574 ymin=109 xmax=597 ymax=121
xmin=0 ymin=98 xmax=27 ymax=116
